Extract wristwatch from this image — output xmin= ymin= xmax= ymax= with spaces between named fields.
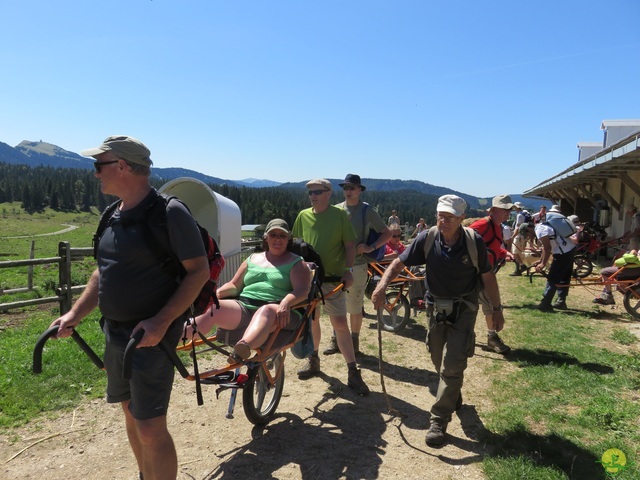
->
xmin=345 ymin=267 xmax=353 ymax=273
xmin=493 ymin=305 xmax=503 ymax=312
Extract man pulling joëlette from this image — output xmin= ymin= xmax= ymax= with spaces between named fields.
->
xmin=372 ymin=194 xmax=503 ymax=447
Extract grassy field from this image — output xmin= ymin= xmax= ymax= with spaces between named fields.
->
xmin=1 ymin=204 xmax=639 ymax=478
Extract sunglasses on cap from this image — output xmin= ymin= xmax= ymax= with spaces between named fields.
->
xmin=308 ymin=189 xmax=329 ymax=196
xmin=93 ymin=160 xmax=120 ymax=173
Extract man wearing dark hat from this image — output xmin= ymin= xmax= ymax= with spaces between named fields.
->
xmin=292 ymin=178 xmax=370 ymax=395
xmin=371 ymin=194 xmax=502 ymax=446
xmin=468 ymin=194 xmax=515 ymax=354
xmin=322 ymin=174 xmax=391 ymax=356
xmin=50 ymin=135 xmax=210 ymax=480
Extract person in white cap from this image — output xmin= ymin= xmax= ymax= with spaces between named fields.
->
xmin=292 ymin=178 xmax=370 ymax=396
xmin=468 ymin=194 xmax=515 ymax=354
xmin=50 ymin=135 xmax=210 ymax=480
xmin=372 ymin=194 xmax=503 ymax=447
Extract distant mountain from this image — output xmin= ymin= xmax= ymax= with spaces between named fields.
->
xmin=0 ymin=140 xmax=242 ymax=187
xmin=0 ymin=139 xmax=549 ymax=208
xmin=280 ymin=178 xmax=484 ymax=209
xmin=235 ymin=178 xmax=282 ymax=188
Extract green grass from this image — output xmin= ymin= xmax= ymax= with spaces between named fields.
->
xmin=479 ymin=272 xmax=640 ymax=479
xmin=0 ymin=310 xmax=106 ymax=428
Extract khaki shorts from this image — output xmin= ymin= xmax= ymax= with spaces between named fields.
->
xmin=321 ymin=282 xmax=347 ymax=317
xmin=345 ymin=263 xmax=369 ymax=314
xmin=478 ymin=289 xmax=495 ymax=316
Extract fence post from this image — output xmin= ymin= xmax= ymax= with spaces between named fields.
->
xmin=27 ymin=240 xmax=35 ymax=291
xmin=58 ymin=241 xmax=72 ymax=314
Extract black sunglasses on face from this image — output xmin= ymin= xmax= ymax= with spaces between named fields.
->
xmin=93 ymin=160 xmax=119 ymax=173
xmin=342 ymin=185 xmax=357 ymax=191
xmin=308 ymin=189 xmax=329 ymax=196
xmin=392 ymin=234 xmax=401 ymax=238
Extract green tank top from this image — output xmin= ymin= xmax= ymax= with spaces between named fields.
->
xmin=240 ymin=254 xmax=303 ymax=303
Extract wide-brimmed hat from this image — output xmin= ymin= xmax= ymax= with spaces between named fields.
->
xmin=513 ymin=201 xmax=524 ymax=209
xmin=80 ymin=135 xmax=152 ymax=167
xmin=567 ymin=215 xmax=580 ymax=224
xmin=338 ymin=173 xmax=366 ymax=191
xmin=305 ymin=178 xmax=332 ymax=191
xmin=490 ymin=194 xmax=514 ymax=210
xmin=437 ymin=194 xmax=466 ymax=217
xmin=549 ymin=205 xmax=562 ymax=213
xmin=265 ymin=218 xmax=290 ymax=235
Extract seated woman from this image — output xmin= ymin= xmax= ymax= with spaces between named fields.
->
xmin=383 ymin=224 xmax=405 ymax=260
xmin=187 ymin=218 xmax=311 ymax=363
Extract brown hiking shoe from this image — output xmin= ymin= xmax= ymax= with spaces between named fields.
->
xmin=297 ymin=355 xmax=320 ymax=379
xmin=425 ymin=419 xmax=448 ymax=446
xmin=487 ymin=333 xmax=511 ymax=354
xmin=347 ymin=368 xmax=370 ymax=396
xmin=322 ymin=336 xmax=340 ymax=355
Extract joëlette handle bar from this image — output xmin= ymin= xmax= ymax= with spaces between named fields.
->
xmin=33 ymin=325 xmax=104 ymax=374
xmin=122 ymin=328 xmax=190 ymax=380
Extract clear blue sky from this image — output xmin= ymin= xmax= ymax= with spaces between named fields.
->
xmin=1 ymin=1 xmax=638 ymax=197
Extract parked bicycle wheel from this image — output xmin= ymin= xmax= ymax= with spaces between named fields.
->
xmin=378 ymin=291 xmax=410 ymax=332
xmin=623 ymin=285 xmax=640 ymax=320
xmin=243 ymin=352 xmax=285 ymax=425
xmin=573 ymin=255 xmax=593 ymax=278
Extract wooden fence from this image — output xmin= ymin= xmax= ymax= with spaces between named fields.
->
xmin=0 ymin=241 xmax=253 ymax=314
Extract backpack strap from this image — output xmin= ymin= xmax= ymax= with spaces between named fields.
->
xmin=423 ymin=226 xmax=478 ymax=272
xmin=93 ymin=199 xmax=122 ymax=259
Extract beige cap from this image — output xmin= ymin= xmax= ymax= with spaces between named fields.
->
xmin=265 ymin=218 xmax=290 ymax=235
xmin=81 ymin=135 xmax=152 ymax=167
xmin=491 ymin=194 xmax=514 ymax=210
xmin=437 ymin=194 xmax=467 ymax=216
xmin=305 ymin=178 xmax=332 ymax=191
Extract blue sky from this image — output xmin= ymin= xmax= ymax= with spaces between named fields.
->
xmin=1 ymin=1 xmax=638 ymax=197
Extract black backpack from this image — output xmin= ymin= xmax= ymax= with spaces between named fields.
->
xmin=94 ymin=191 xmax=224 ymax=315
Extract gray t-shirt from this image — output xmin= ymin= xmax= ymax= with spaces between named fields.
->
xmin=336 ymin=201 xmax=388 ymax=266
xmin=97 ymin=190 xmax=206 ymax=323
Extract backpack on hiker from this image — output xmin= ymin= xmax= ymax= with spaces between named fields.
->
xmin=543 ymin=212 xmax=577 ymax=253
xmin=93 ymin=191 xmax=225 ymax=317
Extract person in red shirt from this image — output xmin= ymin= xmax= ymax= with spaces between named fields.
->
xmin=383 ymin=224 xmax=406 ymax=259
xmin=469 ymin=195 xmax=515 ymax=354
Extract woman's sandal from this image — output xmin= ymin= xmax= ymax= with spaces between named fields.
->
xmin=227 ymin=340 xmax=251 ymax=364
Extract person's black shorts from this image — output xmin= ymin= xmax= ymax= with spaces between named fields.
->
xmin=102 ymin=317 xmax=183 ymax=420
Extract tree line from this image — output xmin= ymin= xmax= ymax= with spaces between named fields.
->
xmin=0 ymin=162 xmax=484 ymax=226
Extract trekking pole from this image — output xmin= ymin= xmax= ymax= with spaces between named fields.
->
xmin=33 ymin=325 xmax=104 ymax=374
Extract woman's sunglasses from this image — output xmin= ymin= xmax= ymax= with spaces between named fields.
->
xmin=268 ymin=232 xmax=289 ymax=239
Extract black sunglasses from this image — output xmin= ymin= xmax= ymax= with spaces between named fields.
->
xmin=392 ymin=234 xmax=402 ymax=238
xmin=308 ymin=189 xmax=329 ymax=196
xmin=93 ymin=160 xmax=119 ymax=173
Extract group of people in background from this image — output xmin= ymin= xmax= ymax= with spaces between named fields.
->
xmin=50 ymin=135 xmax=636 ymax=479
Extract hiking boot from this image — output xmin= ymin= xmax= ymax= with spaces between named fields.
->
xmin=538 ymin=302 xmax=554 ymax=313
xmin=347 ymin=368 xmax=370 ymax=396
xmin=297 ymin=355 xmax=320 ymax=379
xmin=425 ymin=419 xmax=448 ymax=446
xmin=552 ymin=300 xmax=567 ymax=310
xmin=487 ymin=333 xmax=511 ymax=354
xmin=509 ymin=270 xmax=522 ymax=277
xmin=593 ymin=293 xmax=615 ymax=305
xmin=322 ymin=336 xmax=340 ymax=355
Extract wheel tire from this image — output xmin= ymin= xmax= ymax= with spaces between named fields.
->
xmin=623 ymin=285 xmax=640 ymax=320
xmin=378 ymin=292 xmax=410 ymax=332
xmin=573 ymin=255 xmax=593 ymax=278
xmin=242 ymin=352 xmax=285 ymax=425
